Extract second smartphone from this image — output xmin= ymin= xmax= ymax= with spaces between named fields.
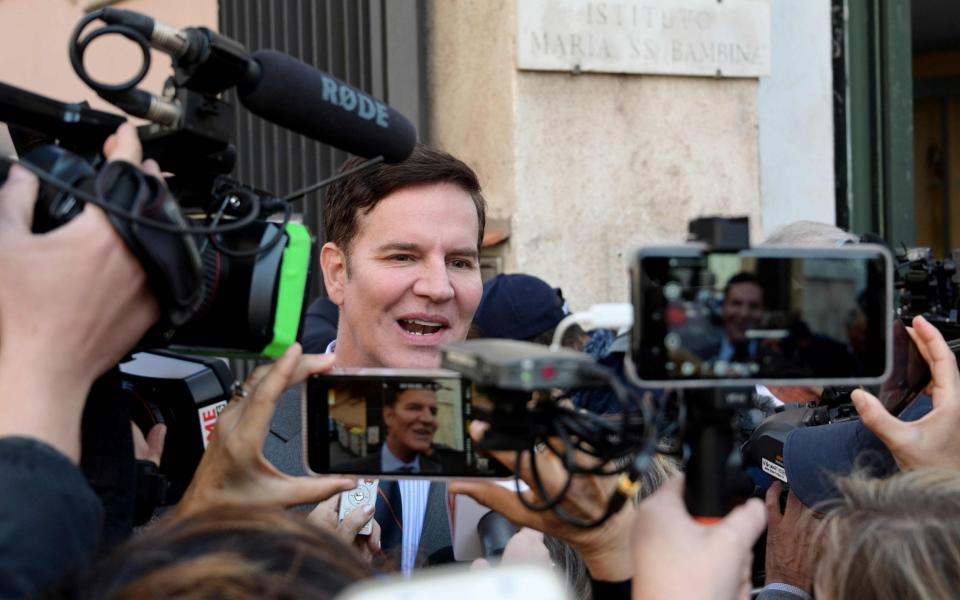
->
xmin=304 ymin=368 xmax=512 ymax=478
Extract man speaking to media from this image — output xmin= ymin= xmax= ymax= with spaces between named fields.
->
xmin=319 ymin=146 xmax=483 ymax=368
xmin=267 ymin=143 xmax=485 ymax=573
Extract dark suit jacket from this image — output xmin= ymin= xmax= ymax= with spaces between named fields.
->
xmin=265 ymin=386 xmax=453 ymax=563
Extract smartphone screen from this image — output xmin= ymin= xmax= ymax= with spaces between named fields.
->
xmin=629 ymin=245 xmax=892 ymax=385
xmin=304 ymin=369 xmax=511 ymax=477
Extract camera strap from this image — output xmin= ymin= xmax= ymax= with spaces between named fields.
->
xmin=95 ymin=160 xmax=204 ymax=327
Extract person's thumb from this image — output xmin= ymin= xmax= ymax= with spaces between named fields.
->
xmin=0 ymin=165 xmax=39 ymax=234
xmin=102 ymin=123 xmax=142 ymax=164
xmin=145 ymin=424 xmax=167 ymax=466
xmin=339 ymin=503 xmax=375 ymax=539
xmin=716 ymin=497 xmax=767 ymax=551
xmin=307 ymin=495 xmax=339 ymax=529
xmin=852 ymin=388 xmax=905 ymax=452
xmin=283 ymin=475 xmax=357 ymax=507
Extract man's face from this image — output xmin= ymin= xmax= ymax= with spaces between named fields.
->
xmin=721 ymin=282 xmax=764 ymax=343
xmin=324 ymin=182 xmax=482 ymax=368
xmin=384 ymin=388 xmax=439 ymax=457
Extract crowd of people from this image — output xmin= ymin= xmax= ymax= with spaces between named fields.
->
xmin=2 ymin=123 xmax=960 ymax=599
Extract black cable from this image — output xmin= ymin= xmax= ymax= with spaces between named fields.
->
xmin=61 ymin=9 xmax=364 ymax=259
xmin=554 ymin=416 xmax=630 ymax=476
xmin=283 ymin=155 xmax=385 ymax=203
xmin=197 ymin=186 xmax=290 ymax=259
xmin=206 ymin=201 xmax=291 ymax=259
xmin=499 ymin=361 xmax=658 ymax=529
xmin=516 ymin=445 xmax=574 ymax=513
xmin=69 ymin=11 xmax=151 ymax=96
xmin=555 ymin=363 xmax=655 ymax=475
xmin=525 ymin=406 xmax=621 ymax=470
xmin=560 ymin=420 xmax=632 ymax=476
xmin=55 ymin=8 xmax=329 ymax=265
xmin=545 ymin=414 xmax=658 ymax=527
xmin=545 ymin=424 xmax=634 ymax=529
xmin=1 ymin=156 xmax=261 ymax=235
xmin=196 ymin=194 xmax=232 ymax=255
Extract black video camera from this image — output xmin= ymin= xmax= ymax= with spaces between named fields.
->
xmin=0 ymin=8 xmax=415 ymax=513
xmin=1 ymin=37 xmax=311 ymax=357
xmin=895 ymin=246 xmax=960 ymax=341
xmin=740 ymin=389 xmax=860 ymax=488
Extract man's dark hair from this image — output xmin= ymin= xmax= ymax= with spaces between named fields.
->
xmin=383 ymin=381 xmax=440 ymax=408
xmin=722 ymin=272 xmax=764 ymax=305
xmin=323 ymin=144 xmax=486 ymax=255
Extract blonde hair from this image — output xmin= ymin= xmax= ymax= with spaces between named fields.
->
xmin=815 ymin=468 xmax=960 ymax=600
xmin=638 ymin=452 xmax=683 ymax=500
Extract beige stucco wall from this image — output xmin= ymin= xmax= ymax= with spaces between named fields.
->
xmin=428 ymin=1 xmax=762 ymax=309
xmin=0 ymin=0 xmax=217 ymax=129
xmin=427 ymin=0 xmax=520 ymax=245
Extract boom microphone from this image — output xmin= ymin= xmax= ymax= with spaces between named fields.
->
xmin=238 ymin=50 xmax=417 ymax=163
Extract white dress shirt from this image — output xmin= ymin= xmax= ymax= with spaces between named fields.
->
xmin=328 ymin=340 xmax=433 ymax=576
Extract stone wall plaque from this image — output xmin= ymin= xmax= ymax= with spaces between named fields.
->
xmin=517 ymin=0 xmax=771 ymax=78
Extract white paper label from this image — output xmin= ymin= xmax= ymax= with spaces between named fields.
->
xmin=761 ymin=457 xmax=787 ymax=483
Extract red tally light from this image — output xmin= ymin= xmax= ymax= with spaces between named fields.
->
xmin=665 ymin=304 xmax=687 ymax=328
xmin=541 ymin=365 xmax=556 ymax=380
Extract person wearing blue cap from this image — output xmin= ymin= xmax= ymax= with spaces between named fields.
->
xmin=751 ymin=221 xmax=940 ymax=508
xmin=751 ymin=221 xmax=945 ymax=599
xmin=757 ymin=314 xmax=958 ymax=599
xmin=764 ymin=312 xmax=948 ymax=511
xmin=471 ymin=273 xmax=577 ymax=346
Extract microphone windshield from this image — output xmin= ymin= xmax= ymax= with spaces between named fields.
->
xmin=239 ymin=50 xmax=417 ymax=164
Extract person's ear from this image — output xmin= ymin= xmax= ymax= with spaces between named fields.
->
xmin=320 ymin=242 xmax=348 ymax=305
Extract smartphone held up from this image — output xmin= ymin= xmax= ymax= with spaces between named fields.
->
xmin=628 ymin=244 xmax=893 ymax=387
xmin=304 ymin=369 xmax=511 ymax=478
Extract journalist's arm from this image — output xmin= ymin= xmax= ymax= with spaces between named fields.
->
xmin=0 ymin=124 xmax=159 ymax=596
